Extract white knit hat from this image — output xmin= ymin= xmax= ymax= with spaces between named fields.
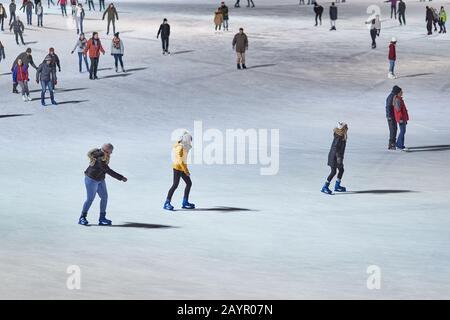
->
xmin=391 ymin=36 xmax=397 ymax=42
xmin=337 ymin=122 xmax=348 ymax=130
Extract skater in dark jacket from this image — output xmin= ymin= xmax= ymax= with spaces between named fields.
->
xmin=0 ymin=41 xmax=5 ymax=64
xmin=9 ymin=16 xmax=25 ymax=45
xmin=11 ymin=48 xmax=37 ymax=93
xmin=79 ymin=143 xmax=128 ymax=226
xmin=164 ymin=132 xmax=195 ymax=211
xmin=36 ymin=56 xmax=57 ymax=106
xmin=321 ymin=122 xmax=348 ymax=195
xmin=9 ymin=0 xmax=16 ymax=25
xmin=398 ymin=0 xmax=406 ymax=25
xmin=157 ymin=18 xmax=170 ymax=55
xmin=385 ymin=85 xmax=401 ymax=150
xmin=102 ymin=3 xmax=118 ymax=35
xmin=393 ymin=88 xmax=409 ymax=150
xmin=232 ymin=27 xmax=248 ymax=69
xmin=426 ymin=6 xmax=434 ymax=35
xmin=314 ymin=2 xmax=323 ymax=26
xmin=329 ymin=2 xmax=337 ymax=30
xmin=45 ymin=47 xmax=60 ymax=86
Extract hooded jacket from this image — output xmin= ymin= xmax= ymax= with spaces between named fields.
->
xmin=36 ymin=61 xmax=54 ymax=82
xmin=329 ymin=5 xmax=338 ymax=20
xmin=328 ymin=131 xmax=347 ymax=168
xmin=388 ymin=42 xmax=396 ymax=60
xmin=232 ymin=32 xmax=248 ymax=53
xmin=85 ymin=148 xmax=124 ymax=181
xmin=12 ymin=64 xmax=28 ymax=82
xmin=84 ymin=38 xmax=105 ymax=58
xmin=393 ymin=96 xmax=409 ymax=124
xmin=102 ymin=5 xmax=118 ymax=21
xmin=172 ymin=142 xmax=190 ymax=175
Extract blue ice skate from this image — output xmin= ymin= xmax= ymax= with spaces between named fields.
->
xmin=98 ymin=213 xmax=112 ymax=226
xmin=321 ymin=182 xmax=333 ymax=195
xmin=334 ymin=180 xmax=347 ymax=192
xmin=182 ymin=199 xmax=195 ymax=209
xmin=163 ymin=200 xmax=174 ymax=211
xmin=78 ymin=215 xmax=89 ymax=226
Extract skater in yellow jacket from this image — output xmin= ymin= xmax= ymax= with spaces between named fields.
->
xmin=164 ymin=131 xmax=195 ymax=211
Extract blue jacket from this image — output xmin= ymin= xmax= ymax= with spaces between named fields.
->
xmin=12 ymin=64 xmax=28 ymax=83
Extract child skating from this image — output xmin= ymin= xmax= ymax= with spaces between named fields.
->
xmin=79 ymin=143 xmax=128 ymax=226
xmin=164 ymin=131 xmax=195 ymax=211
xmin=321 ymin=122 xmax=348 ymax=195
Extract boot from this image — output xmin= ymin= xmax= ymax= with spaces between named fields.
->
xmin=182 ymin=198 xmax=195 ymax=209
xmin=242 ymin=64 xmax=247 ymax=69
xmin=50 ymin=92 xmax=57 ymax=105
xmin=41 ymin=92 xmax=46 ymax=106
xmin=321 ymin=182 xmax=332 ymax=195
xmin=98 ymin=212 xmax=112 ymax=226
xmin=121 ymin=67 xmax=126 ymax=72
xmin=78 ymin=213 xmax=89 ymax=226
xmin=334 ymin=180 xmax=347 ymax=192
xmin=163 ymin=199 xmax=174 ymax=211
xmin=237 ymin=64 xmax=241 ymax=69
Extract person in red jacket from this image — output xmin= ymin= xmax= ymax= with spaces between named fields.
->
xmin=12 ymin=58 xmax=31 ymax=102
xmin=83 ymin=31 xmax=105 ymax=80
xmin=393 ymin=88 xmax=409 ymax=150
xmin=388 ymin=37 xmax=397 ymax=79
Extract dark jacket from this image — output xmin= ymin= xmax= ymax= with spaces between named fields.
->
xmin=45 ymin=53 xmax=61 ymax=70
xmin=220 ymin=5 xmax=229 ymax=19
xmin=330 ymin=5 xmax=338 ymax=20
xmin=84 ymin=149 xmax=124 ymax=181
xmin=0 ymin=46 xmax=5 ymax=61
xmin=102 ymin=5 xmax=118 ymax=21
xmin=328 ymin=133 xmax=346 ymax=168
xmin=9 ymin=19 xmax=24 ymax=34
xmin=36 ymin=61 xmax=54 ymax=82
xmin=314 ymin=5 xmax=323 ymax=15
xmin=9 ymin=3 xmax=16 ymax=14
xmin=0 ymin=4 xmax=7 ymax=17
xmin=398 ymin=1 xmax=405 ymax=14
xmin=11 ymin=51 xmax=37 ymax=71
xmin=385 ymin=92 xmax=395 ymax=119
xmin=232 ymin=32 xmax=248 ymax=53
xmin=426 ymin=8 xmax=434 ymax=22
xmin=157 ymin=23 xmax=170 ymax=38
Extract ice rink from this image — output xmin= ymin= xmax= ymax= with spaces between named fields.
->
xmin=0 ymin=0 xmax=449 ymax=299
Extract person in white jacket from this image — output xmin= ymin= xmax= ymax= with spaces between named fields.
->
xmin=74 ymin=3 xmax=85 ymax=35
xmin=365 ymin=14 xmax=381 ymax=49
xmin=110 ymin=32 xmax=125 ymax=72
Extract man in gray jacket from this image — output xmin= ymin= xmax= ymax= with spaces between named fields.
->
xmin=9 ymin=15 xmax=24 ymax=45
xmin=36 ymin=56 xmax=57 ymax=106
xmin=232 ymin=27 xmax=248 ymax=70
xmin=9 ymin=0 xmax=16 ymax=26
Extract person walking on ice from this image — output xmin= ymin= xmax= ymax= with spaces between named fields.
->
xmin=164 ymin=132 xmax=195 ymax=211
xmin=385 ymin=0 xmax=397 ymax=20
xmin=220 ymin=2 xmax=229 ymax=31
xmin=365 ymin=15 xmax=380 ymax=49
xmin=84 ymin=31 xmax=105 ymax=80
xmin=329 ymin=2 xmax=337 ymax=31
xmin=36 ymin=1 xmax=43 ymax=27
xmin=157 ymin=18 xmax=170 ymax=55
xmin=321 ymin=122 xmax=348 ymax=195
xmin=9 ymin=16 xmax=25 ymax=45
xmin=388 ymin=37 xmax=397 ymax=79
xmin=11 ymin=48 xmax=37 ymax=93
xmin=439 ymin=6 xmax=447 ymax=33
xmin=398 ymin=0 xmax=406 ymax=26
xmin=71 ymin=33 xmax=90 ymax=72
xmin=36 ymin=56 xmax=57 ymax=106
xmin=102 ymin=3 xmax=118 ymax=35
xmin=0 ymin=3 xmax=7 ymax=31
xmin=79 ymin=143 xmax=128 ymax=226
xmin=111 ymin=32 xmax=125 ymax=72
xmin=313 ymin=2 xmax=323 ymax=26
xmin=74 ymin=3 xmax=85 ymax=35
xmin=232 ymin=27 xmax=248 ymax=69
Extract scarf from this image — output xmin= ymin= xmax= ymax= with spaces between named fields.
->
xmin=112 ymin=37 xmax=121 ymax=49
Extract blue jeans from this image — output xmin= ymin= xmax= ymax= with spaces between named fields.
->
xmin=223 ymin=19 xmax=229 ymax=30
xmin=40 ymin=80 xmax=55 ymax=103
xmin=78 ymin=52 xmax=89 ymax=72
xmin=26 ymin=10 xmax=32 ymax=24
xmin=397 ymin=122 xmax=406 ymax=149
xmin=82 ymin=176 xmax=108 ymax=214
xmin=389 ymin=60 xmax=395 ymax=74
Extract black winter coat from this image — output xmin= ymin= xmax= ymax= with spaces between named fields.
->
xmin=328 ymin=134 xmax=346 ymax=168
xmin=11 ymin=52 xmax=37 ymax=71
xmin=314 ymin=5 xmax=323 ymax=15
xmin=84 ymin=149 xmax=124 ymax=181
xmin=157 ymin=23 xmax=170 ymax=38
xmin=398 ymin=2 xmax=406 ymax=14
xmin=329 ymin=5 xmax=338 ymax=20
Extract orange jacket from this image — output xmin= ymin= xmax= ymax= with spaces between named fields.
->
xmin=83 ymin=38 xmax=105 ymax=58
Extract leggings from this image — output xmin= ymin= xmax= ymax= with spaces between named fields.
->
xmin=327 ymin=167 xmax=344 ymax=182
xmin=166 ymin=169 xmax=192 ymax=202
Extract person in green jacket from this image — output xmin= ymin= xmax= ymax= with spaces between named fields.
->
xmin=439 ymin=6 xmax=447 ymax=33
xmin=220 ymin=2 xmax=229 ymax=31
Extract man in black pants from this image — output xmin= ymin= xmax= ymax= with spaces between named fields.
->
xmin=386 ymin=85 xmax=401 ymax=150
xmin=314 ymin=2 xmax=324 ymax=26
xmin=398 ymin=0 xmax=406 ymax=25
xmin=9 ymin=0 xmax=16 ymax=26
xmin=426 ymin=6 xmax=434 ymax=35
xmin=157 ymin=18 xmax=170 ymax=55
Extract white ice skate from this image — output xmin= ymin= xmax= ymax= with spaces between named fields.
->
xmin=27 ymin=95 xmax=32 ymax=101
xmin=22 ymin=95 xmax=27 ymax=102
xmin=388 ymin=72 xmax=396 ymax=79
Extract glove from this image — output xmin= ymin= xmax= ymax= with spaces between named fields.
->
xmin=59 ymin=68 xmax=61 ymax=72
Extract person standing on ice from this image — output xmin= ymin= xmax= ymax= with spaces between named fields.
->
xmin=366 ymin=18 xmax=378 ymax=49
xmin=439 ymin=6 xmax=447 ymax=34
xmin=57 ymin=0 xmax=67 ymax=17
xmin=164 ymin=132 xmax=195 ymax=211
xmin=111 ymin=32 xmax=125 ymax=72
xmin=426 ymin=6 xmax=433 ymax=35
xmin=232 ymin=27 xmax=248 ymax=69
xmin=79 ymin=143 xmax=128 ymax=226
xmin=84 ymin=31 xmax=105 ymax=80
xmin=36 ymin=56 xmax=57 ymax=106
xmin=329 ymin=2 xmax=337 ymax=31
xmin=313 ymin=2 xmax=323 ymax=26
xmin=398 ymin=0 xmax=406 ymax=26
xmin=385 ymin=0 xmax=397 ymax=20
xmin=9 ymin=16 xmax=25 ymax=45
xmin=214 ymin=7 xmax=223 ymax=32
xmin=102 ymin=3 xmax=118 ymax=35
xmin=45 ymin=47 xmax=61 ymax=87
xmin=220 ymin=2 xmax=229 ymax=31
xmin=0 ymin=41 xmax=5 ymax=66
xmin=12 ymin=59 xmax=32 ymax=102
xmin=11 ymin=48 xmax=37 ymax=93
xmin=87 ymin=0 xmax=94 ymax=11
xmin=385 ymin=85 xmax=401 ymax=150
xmin=74 ymin=3 xmax=85 ymax=34
xmin=157 ymin=18 xmax=170 ymax=55
xmin=393 ymin=88 xmax=409 ymax=150
xmin=36 ymin=1 xmax=43 ymax=27
xmin=321 ymin=122 xmax=348 ymax=195
xmin=246 ymin=0 xmax=254 ymax=8
xmin=71 ymin=32 xmax=90 ymax=72
xmin=22 ymin=0 xmax=34 ymax=25
xmin=0 ymin=3 xmax=7 ymax=31
xmin=388 ymin=37 xmax=397 ymax=79
xmin=9 ymin=0 xmax=16 ymax=26
xmin=47 ymin=0 xmax=54 ymax=9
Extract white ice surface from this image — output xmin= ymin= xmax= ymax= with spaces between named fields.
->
xmin=0 ymin=0 xmax=450 ymax=299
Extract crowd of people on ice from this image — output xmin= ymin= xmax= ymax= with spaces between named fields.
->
xmin=0 ymin=1 xmax=444 ymax=223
